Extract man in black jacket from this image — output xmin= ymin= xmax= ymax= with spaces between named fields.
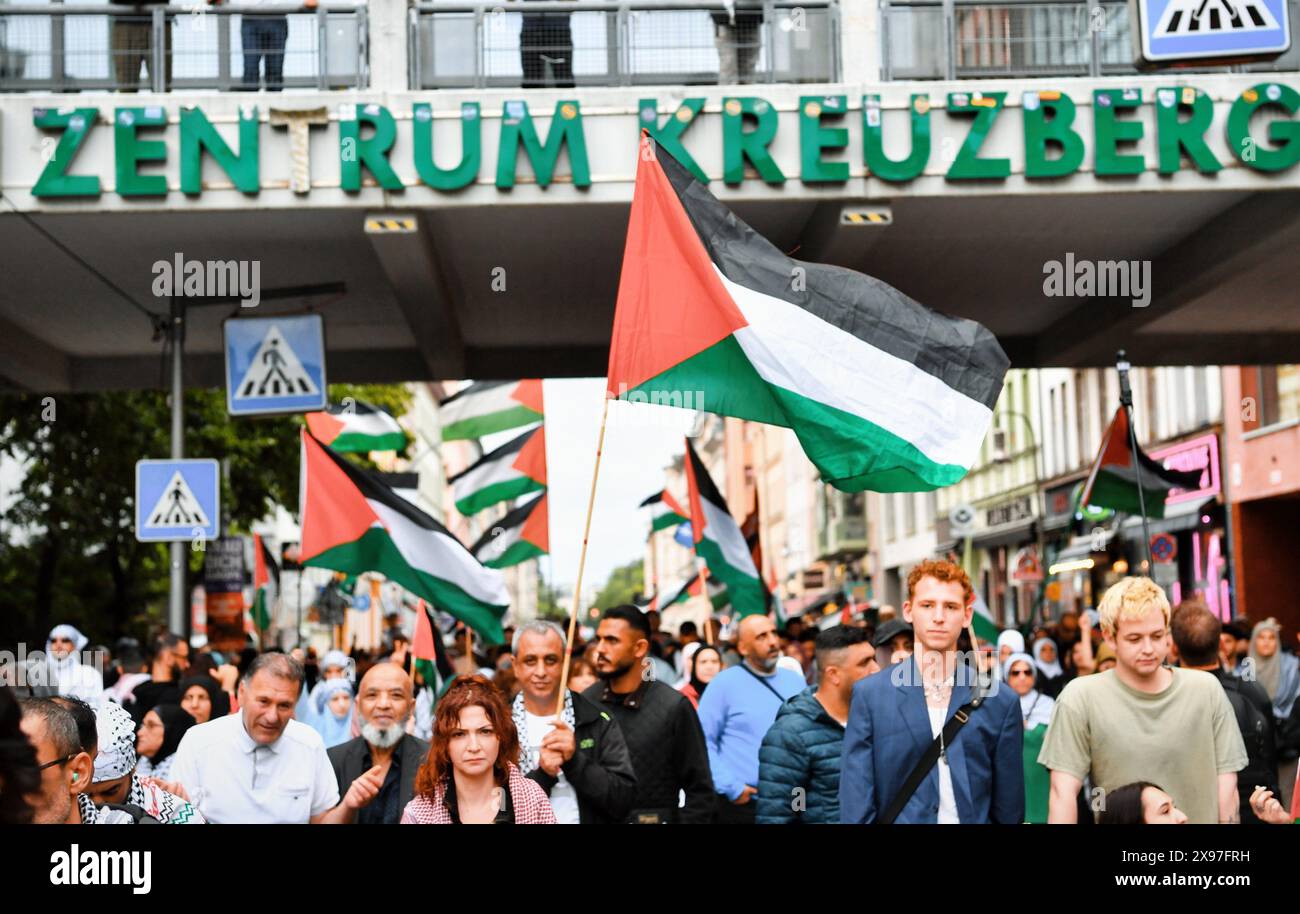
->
xmin=1172 ymin=601 xmax=1278 ymax=824
xmin=512 ymin=621 xmax=637 ymax=824
xmin=321 ymin=663 xmax=429 ymax=825
xmin=586 ymin=605 xmax=714 ymax=824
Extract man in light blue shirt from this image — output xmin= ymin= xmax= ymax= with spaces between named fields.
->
xmin=698 ymin=615 xmax=804 ymax=824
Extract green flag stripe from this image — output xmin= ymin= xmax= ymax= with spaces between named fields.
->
xmin=626 ymin=337 xmax=968 ymax=492
xmin=455 ymin=476 xmax=546 ymax=518
xmin=304 ymin=527 xmax=506 ymax=644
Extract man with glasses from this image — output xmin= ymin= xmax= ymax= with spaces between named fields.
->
xmin=23 ymin=625 xmax=104 ymax=707
xmin=19 ymin=698 xmax=141 ymax=824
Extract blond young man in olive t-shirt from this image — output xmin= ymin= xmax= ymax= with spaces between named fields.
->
xmin=1039 ymin=577 xmax=1247 ymax=824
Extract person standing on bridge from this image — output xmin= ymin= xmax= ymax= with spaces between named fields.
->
xmin=712 ymin=0 xmax=764 ymax=85
xmin=520 ymin=0 xmax=574 ymax=89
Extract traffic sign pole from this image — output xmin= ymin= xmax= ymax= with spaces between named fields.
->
xmin=169 ymin=297 xmax=187 ymax=636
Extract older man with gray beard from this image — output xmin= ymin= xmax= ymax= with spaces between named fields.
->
xmin=321 ymin=663 xmax=429 ymax=825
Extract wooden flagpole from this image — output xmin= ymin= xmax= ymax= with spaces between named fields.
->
xmin=696 ymin=563 xmax=713 ymax=645
xmin=554 ymin=396 xmax=612 ymax=720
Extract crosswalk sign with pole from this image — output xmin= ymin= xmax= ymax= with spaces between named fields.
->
xmin=136 ymin=459 xmax=221 ymax=542
xmin=224 ymin=314 xmax=328 ymax=416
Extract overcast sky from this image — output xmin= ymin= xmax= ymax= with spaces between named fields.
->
xmin=532 ymin=378 xmax=699 ymax=596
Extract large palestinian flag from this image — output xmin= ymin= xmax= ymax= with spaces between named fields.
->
xmin=439 ymin=380 xmax=544 ymax=442
xmin=299 ymin=430 xmax=510 ymax=643
xmin=305 ymin=401 xmax=406 ymax=453
xmin=684 ymin=438 xmax=767 ymax=617
xmin=470 ymin=493 xmax=549 ymax=569
xmin=640 ymin=489 xmax=690 ymax=534
xmin=608 ymin=135 xmax=1009 ymax=493
xmin=1081 ymin=407 xmax=1203 ymax=519
xmin=447 ymin=425 xmax=547 ymax=517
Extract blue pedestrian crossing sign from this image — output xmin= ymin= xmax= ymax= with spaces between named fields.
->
xmin=1134 ymin=0 xmax=1291 ymax=64
xmin=224 ymin=314 xmax=328 ymax=416
xmin=136 ymin=459 xmax=221 ymax=542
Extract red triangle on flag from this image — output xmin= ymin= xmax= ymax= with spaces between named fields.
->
xmin=606 ymin=135 xmax=748 ymax=397
xmin=520 ymin=493 xmax=549 ymax=553
xmin=300 ymin=430 xmax=382 ymax=562
xmin=305 ymin=411 xmax=345 ymax=446
xmin=512 ymin=425 xmax=548 ymax=486
xmin=412 ymin=600 xmax=437 ymax=661
xmin=511 ymin=379 xmax=545 ymax=415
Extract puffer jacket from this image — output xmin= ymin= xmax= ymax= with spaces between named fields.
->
xmin=755 ymin=686 xmax=845 ymax=824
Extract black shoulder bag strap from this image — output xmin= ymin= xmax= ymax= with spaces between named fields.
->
xmin=877 ymin=694 xmax=985 ymax=825
xmin=737 ymin=662 xmax=791 ymax=703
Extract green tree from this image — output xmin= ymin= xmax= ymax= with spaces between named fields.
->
xmin=594 ymin=559 xmax=645 ymax=611
xmin=0 ymin=384 xmax=411 ymax=646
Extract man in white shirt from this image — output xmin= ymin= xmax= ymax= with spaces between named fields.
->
xmin=163 ymin=653 xmax=339 ymax=823
xmin=511 ymin=621 xmax=637 ymax=824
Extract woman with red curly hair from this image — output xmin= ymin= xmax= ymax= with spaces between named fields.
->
xmin=400 ymin=675 xmax=555 ymax=824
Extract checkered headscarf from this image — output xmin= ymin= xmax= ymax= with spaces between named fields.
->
xmin=92 ymin=701 xmax=138 ymax=782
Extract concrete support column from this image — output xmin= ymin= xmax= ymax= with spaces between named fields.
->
xmin=368 ymin=0 xmax=410 ymax=92
xmin=839 ymin=0 xmax=881 ymax=84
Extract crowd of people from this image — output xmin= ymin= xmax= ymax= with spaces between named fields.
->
xmin=3 ymin=559 xmax=1298 ymax=826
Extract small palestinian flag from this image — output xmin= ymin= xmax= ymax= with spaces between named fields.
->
xmin=961 ymin=535 xmax=998 ymax=643
xmin=439 ymin=380 xmax=544 ymax=442
xmin=608 ymin=135 xmax=1009 ymax=493
xmin=662 ymin=569 xmax=729 ymax=611
xmin=299 ymin=430 xmax=510 ymax=643
xmin=448 ymin=425 xmax=547 ymax=517
xmin=470 ymin=493 xmax=549 ymax=569
xmin=251 ymin=533 xmax=280 ymax=631
xmin=684 ymin=438 xmax=767 ymax=617
xmin=305 ymin=401 xmax=406 ymax=453
xmin=1081 ymin=407 xmax=1203 ymax=519
xmin=412 ymin=600 xmax=456 ymax=699
xmin=640 ymin=489 xmax=690 ymax=534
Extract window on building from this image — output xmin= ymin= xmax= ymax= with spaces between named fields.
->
xmin=1243 ymin=365 xmax=1300 ymax=431
xmin=884 ymin=491 xmax=895 ymax=542
xmin=904 ymin=493 xmax=917 ymax=537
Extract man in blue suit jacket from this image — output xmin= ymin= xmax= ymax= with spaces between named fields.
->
xmin=840 ymin=560 xmax=1024 ymax=824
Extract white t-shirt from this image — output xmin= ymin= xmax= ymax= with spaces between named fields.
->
xmin=170 ymin=713 xmax=339 ymax=824
xmin=523 ymin=711 xmax=580 ymax=825
xmin=926 ymin=705 xmax=961 ymax=825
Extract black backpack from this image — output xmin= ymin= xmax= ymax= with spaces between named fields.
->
xmin=1219 ymin=677 xmax=1277 ymax=789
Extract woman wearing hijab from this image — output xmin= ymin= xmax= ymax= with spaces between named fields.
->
xmin=311 ymin=677 xmax=355 ymax=748
xmin=87 ymin=701 xmax=205 ymax=824
xmin=178 ymin=675 xmax=231 ymax=725
xmin=995 ymin=630 xmax=1025 ymax=681
xmin=1003 ymin=652 xmax=1054 ymax=823
xmin=1248 ymin=619 xmax=1300 ymax=721
xmin=679 ymin=645 xmax=723 ymax=711
xmin=135 ymin=704 xmax=196 ymax=781
xmin=1031 ymin=637 xmax=1066 ymax=699
xmin=1247 ymin=618 xmax=1300 ymax=811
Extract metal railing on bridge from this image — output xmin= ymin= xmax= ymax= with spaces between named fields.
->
xmin=409 ymin=0 xmax=840 ymax=89
xmin=0 ymin=3 xmax=367 ymax=92
xmin=880 ymin=0 xmax=1300 ymax=80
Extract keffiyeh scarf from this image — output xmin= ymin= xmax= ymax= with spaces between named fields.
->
xmin=128 ymin=776 xmax=205 ymax=824
xmin=92 ymin=701 xmax=138 ymax=783
xmin=512 ymin=690 xmax=575 ymax=775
